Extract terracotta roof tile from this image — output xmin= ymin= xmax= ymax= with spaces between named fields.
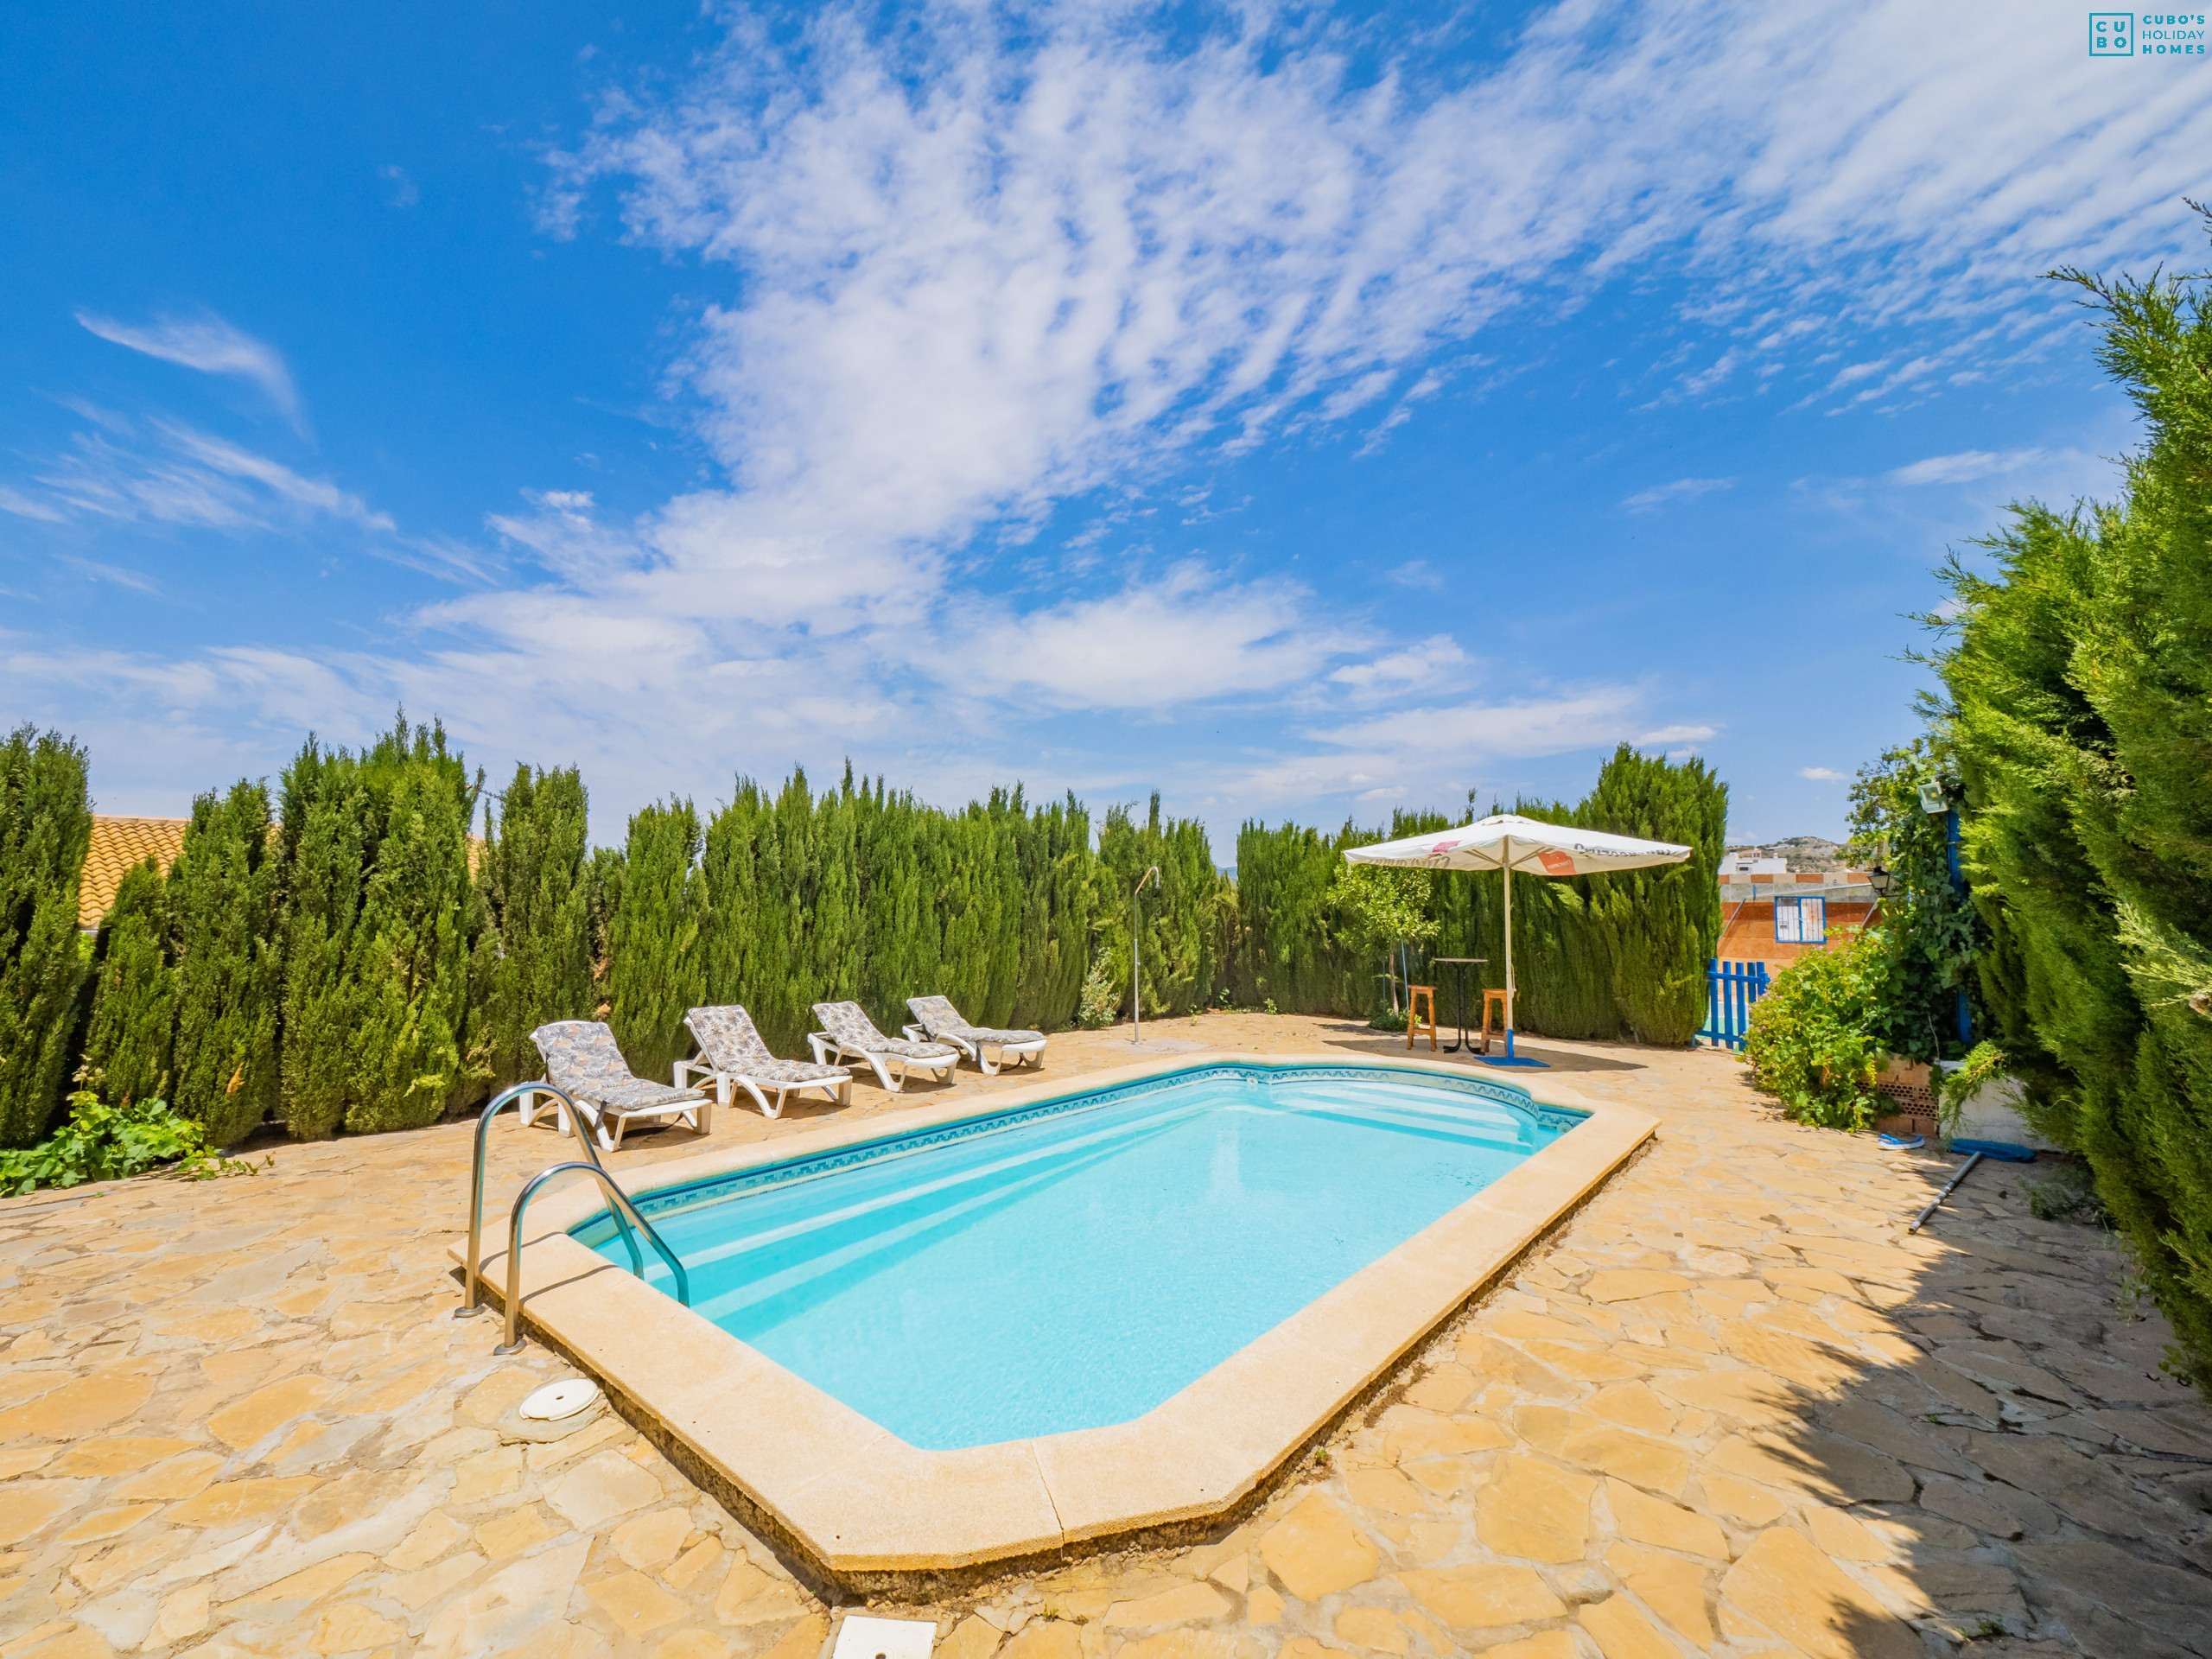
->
xmin=78 ymin=816 xmax=190 ymax=929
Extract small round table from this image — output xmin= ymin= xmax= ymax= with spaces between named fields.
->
xmin=1428 ymin=958 xmax=1489 ymax=1053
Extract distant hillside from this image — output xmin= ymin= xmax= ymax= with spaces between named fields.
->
xmin=1724 ymin=835 xmax=1848 ymax=872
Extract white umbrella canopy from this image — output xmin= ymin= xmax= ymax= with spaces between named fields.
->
xmin=1344 ymin=814 xmax=1693 ymax=1065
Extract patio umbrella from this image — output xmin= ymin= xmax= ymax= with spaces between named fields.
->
xmin=1344 ymin=813 xmax=1692 ymax=1066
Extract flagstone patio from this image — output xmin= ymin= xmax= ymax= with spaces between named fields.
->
xmin=4 ymin=1014 xmax=2210 ymax=1659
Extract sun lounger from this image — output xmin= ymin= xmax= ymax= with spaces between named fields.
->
xmin=903 ymin=995 xmax=1047 ymax=1075
xmin=678 ymin=1005 xmax=853 ymax=1120
xmin=529 ymin=1020 xmax=712 ymax=1150
xmin=808 ymin=1001 xmax=959 ymax=1092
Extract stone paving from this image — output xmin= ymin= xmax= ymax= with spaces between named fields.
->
xmin=4 ymin=1014 xmax=2211 ymax=1659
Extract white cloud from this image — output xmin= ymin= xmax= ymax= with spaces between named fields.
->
xmin=1624 ymin=478 xmax=1733 ymax=512
xmin=1799 ymin=766 xmax=1847 ymax=781
xmin=379 ymin=164 xmax=419 ymax=208
xmin=1637 ymin=724 xmax=1718 ymax=746
xmin=0 ymin=485 xmax=67 ymax=523
xmin=74 ymin=310 xmax=302 ymax=429
xmin=25 ymin=422 xmax=393 ymax=537
xmin=1888 ymin=447 xmax=2050 ymax=486
xmin=925 ymin=565 xmax=1344 ymax=710
xmin=1330 ymin=637 xmax=1471 ymax=695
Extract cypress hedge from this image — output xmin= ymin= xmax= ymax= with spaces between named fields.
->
xmin=1226 ymin=749 xmax=1726 ymax=1040
xmin=168 ymin=780 xmax=285 ymax=1147
xmin=0 ymin=727 xmax=93 ymax=1147
xmin=1094 ymin=793 xmax=1230 ymax=1020
xmin=695 ymin=769 xmax=1098 ymax=1056
xmin=474 ymin=764 xmax=594 ymax=1090
xmin=1936 ymin=240 xmax=2212 ymax=1389
xmin=83 ymin=857 xmax=175 ymax=1106
xmin=1233 ymin=819 xmax=1368 ymax=1014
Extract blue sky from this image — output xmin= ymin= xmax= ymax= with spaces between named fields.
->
xmin=3 ymin=0 xmax=2206 ymax=848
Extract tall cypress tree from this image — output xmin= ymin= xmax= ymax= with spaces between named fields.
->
xmin=279 ymin=737 xmax=371 ymax=1140
xmin=607 ymin=798 xmax=705 ymax=1077
xmin=340 ymin=746 xmax=480 ymax=1130
xmin=82 ymin=857 xmax=175 ymax=1105
xmin=473 ymin=764 xmax=594 ymax=1090
xmin=168 ymin=779 xmax=284 ymax=1147
xmin=1581 ymin=745 xmax=1727 ymax=1046
xmin=0 ymin=726 xmax=93 ymax=1147
xmin=276 ymin=715 xmax=483 ymax=1136
xmin=1937 ymin=235 xmax=2212 ymax=1389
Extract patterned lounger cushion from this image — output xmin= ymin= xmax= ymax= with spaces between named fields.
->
xmin=812 ymin=1001 xmax=958 ymax=1060
xmin=684 ymin=1006 xmax=848 ymax=1084
xmin=906 ymin=995 xmax=1045 ymax=1047
xmin=531 ymin=1020 xmax=703 ymax=1109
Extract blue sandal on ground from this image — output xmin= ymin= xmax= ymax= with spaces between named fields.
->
xmin=1878 ymin=1131 xmax=1925 ymax=1150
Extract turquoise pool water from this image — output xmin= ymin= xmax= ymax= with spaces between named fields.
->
xmin=575 ymin=1062 xmax=1581 ymax=1450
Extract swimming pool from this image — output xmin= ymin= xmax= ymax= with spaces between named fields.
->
xmin=574 ymin=1061 xmax=1584 ymax=1450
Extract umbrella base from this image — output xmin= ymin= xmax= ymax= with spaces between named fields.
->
xmin=1478 ymin=1028 xmax=1548 ymax=1068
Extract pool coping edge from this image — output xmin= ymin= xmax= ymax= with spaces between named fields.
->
xmin=453 ymin=1048 xmax=1655 ymax=1582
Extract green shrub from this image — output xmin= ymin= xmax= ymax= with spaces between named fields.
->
xmin=0 ymin=1084 xmax=264 ymax=1196
xmin=82 ymin=857 xmax=175 ymax=1106
xmin=168 ymin=779 xmax=284 ymax=1147
xmin=1740 ymin=931 xmax=1888 ymax=1130
xmin=1847 ymin=741 xmax=1985 ymax=1060
xmin=0 ymin=726 xmax=93 ymax=1148
xmin=1076 ymin=947 xmax=1119 ymax=1028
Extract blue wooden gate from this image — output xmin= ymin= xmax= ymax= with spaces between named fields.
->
xmin=1699 ymin=958 xmax=1770 ymax=1050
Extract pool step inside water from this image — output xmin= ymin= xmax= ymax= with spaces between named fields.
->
xmin=579 ymin=1064 xmax=1578 ymax=1450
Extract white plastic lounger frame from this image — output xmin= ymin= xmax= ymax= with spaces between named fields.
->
xmin=903 ymin=994 xmax=1047 ymax=1076
xmin=808 ymin=1001 xmax=959 ymax=1093
xmin=677 ymin=1005 xmax=853 ymax=1120
xmin=529 ymin=1020 xmax=713 ymax=1151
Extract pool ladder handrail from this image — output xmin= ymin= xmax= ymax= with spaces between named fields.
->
xmin=458 ymin=1079 xmax=650 ymax=1318
xmin=493 ymin=1160 xmax=691 ymax=1355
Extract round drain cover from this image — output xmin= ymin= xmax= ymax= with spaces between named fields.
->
xmin=521 ymin=1379 xmax=599 ymax=1421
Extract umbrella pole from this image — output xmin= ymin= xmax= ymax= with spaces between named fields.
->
xmin=1503 ymin=838 xmax=1514 ymax=1061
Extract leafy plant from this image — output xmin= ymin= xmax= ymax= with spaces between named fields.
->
xmin=0 ymin=1084 xmax=265 ymax=1197
xmin=1847 ymin=740 xmax=1985 ymax=1061
xmin=1076 ymin=947 xmax=1119 ymax=1028
xmin=1937 ymin=1039 xmax=2009 ymax=1133
xmin=1740 ymin=931 xmax=1889 ymax=1130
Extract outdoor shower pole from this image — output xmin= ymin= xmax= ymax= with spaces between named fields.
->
xmin=1131 ymin=866 xmax=1160 ymax=1045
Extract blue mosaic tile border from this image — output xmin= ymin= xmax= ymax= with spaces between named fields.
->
xmin=574 ymin=1060 xmax=1588 ymax=1237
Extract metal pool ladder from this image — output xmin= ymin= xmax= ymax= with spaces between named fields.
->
xmin=457 ymin=1080 xmax=691 ymax=1354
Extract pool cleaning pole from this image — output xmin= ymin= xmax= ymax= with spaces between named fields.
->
xmin=1131 ymin=866 xmax=1160 ymax=1045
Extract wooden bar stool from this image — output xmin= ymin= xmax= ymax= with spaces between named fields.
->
xmin=1478 ymin=988 xmax=1508 ymax=1054
xmin=1407 ymin=985 xmax=1438 ymax=1052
